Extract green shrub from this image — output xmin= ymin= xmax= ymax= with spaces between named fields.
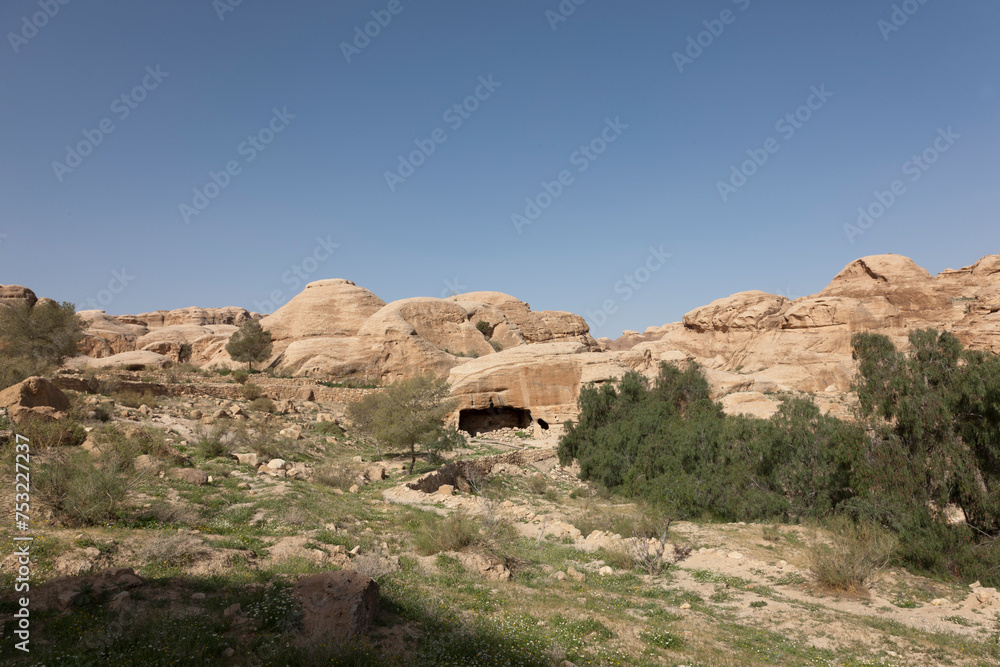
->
xmin=312 ymin=421 xmax=344 ymax=437
xmin=112 ymin=390 xmax=156 ymax=409
xmin=413 ymin=512 xmax=478 ymax=555
xmin=809 ymin=520 xmax=896 ymax=594
xmin=241 ymin=383 xmax=263 ymax=401
xmin=558 ymin=362 xmax=862 ymax=524
xmin=194 ymin=424 xmax=233 ymax=460
xmin=527 ymin=474 xmax=547 ymax=495
xmin=178 ymin=343 xmax=193 ymax=362
xmin=0 ymin=299 xmax=84 ymax=389
xmin=33 ymin=428 xmax=148 ymax=525
xmin=17 ymin=416 xmax=87 ymax=448
xmin=230 ymin=369 xmax=250 ymax=384
xmin=250 ymin=397 xmax=275 ymax=413
xmin=475 ymin=320 xmax=492 ymax=336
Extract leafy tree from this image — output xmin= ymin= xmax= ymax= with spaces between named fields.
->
xmin=558 ymin=362 xmax=864 ymax=523
xmin=225 ymin=318 xmax=272 ymax=371
xmin=347 ymin=374 xmax=456 ymax=473
xmin=0 ymin=300 xmax=84 ymax=389
xmin=851 ymin=329 xmax=1000 ymax=536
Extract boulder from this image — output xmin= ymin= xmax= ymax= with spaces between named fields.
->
xmin=168 ymin=468 xmax=209 ymax=485
xmin=293 ymin=570 xmax=380 ymax=643
xmin=0 ymin=376 xmax=70 ymax=412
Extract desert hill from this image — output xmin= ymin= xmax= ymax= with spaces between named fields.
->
xmin=27 ymin=251 xmax=999 ymax=428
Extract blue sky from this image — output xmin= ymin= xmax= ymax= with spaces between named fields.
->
xmin=1 ymin=0 xmax=997 ymax=338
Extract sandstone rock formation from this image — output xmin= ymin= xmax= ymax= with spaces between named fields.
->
xmin=67 ymin=253 xmax=1000 ymax=426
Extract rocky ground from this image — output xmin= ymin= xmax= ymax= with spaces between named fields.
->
xmin=1 ymin=368 xmax=999 ymax=666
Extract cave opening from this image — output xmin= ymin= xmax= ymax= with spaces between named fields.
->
xmin=537 ymin=418 xmax=549 ymax=430
xmin=458 ymin=407 xmax=533 ymax=436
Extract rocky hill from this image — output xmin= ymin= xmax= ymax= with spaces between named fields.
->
xmin=45 ymin=251 xmax=1000 ymax=428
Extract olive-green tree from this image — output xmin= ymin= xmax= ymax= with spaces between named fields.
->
xmin=0 ymin=300 xmax=84 ymax=389
xmin=225 ymin=318 xmax=272 ymax=371
xmin=347 ymin=374 xmax=456 ymax=473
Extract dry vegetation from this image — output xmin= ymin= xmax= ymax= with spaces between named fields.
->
xmin=0 ymin=365 xmax=999 ymax=666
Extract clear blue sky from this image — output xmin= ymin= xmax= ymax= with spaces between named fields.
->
xmin=1 ymin=1 xmax=997 ymax=338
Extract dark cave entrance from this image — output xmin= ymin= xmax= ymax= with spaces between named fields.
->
xmin=458 ymin=407 xmax=533 ymax=436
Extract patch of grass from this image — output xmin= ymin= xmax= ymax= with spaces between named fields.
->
xmin=241 ymin=383 xmax=263 ymax=401
xmin=249 ymin=396 xmax=275 ymax=413
xmin=810 ymin=520 xmax=897 ymax=594
xmin=639 ymin=627 xmax=683 ymax=649
xmin=413 ymin=512 xmax=478 ymax=556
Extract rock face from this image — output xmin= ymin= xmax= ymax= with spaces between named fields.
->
xmin=293 ymin=570 xmax=380 ymax=643
xmin=77 ymin=305 xmax=257 ymax=365
xmin=66 ymin=253 xmax=1000 ymax=424
xmin=615 ymin=253 xmax=1000 ymax=417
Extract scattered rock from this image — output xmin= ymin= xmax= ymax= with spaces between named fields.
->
xmin=168 ymin=468 xmax=209 ymax=486
xmin=234 ymin=452 xmax=259 ymax=467
xmin=456 ymin=551 xmax=511 ymax=581
xmin=293 ymin=571 xmax=379 ymax=643
xmin=437 ymin=484 xmax=454 ymax=496
xmin=108 ymin=591 xmax=132 ymax=613
xmin=223 ymin=603 xmax=242 ymax=618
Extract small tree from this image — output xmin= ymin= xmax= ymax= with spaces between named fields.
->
xmin=347 ymin=374 xmax=456 ymax=473
xmin=225 ymin=318 xmax=272 ymax=371
xmin=0 ymin=300 xmax=84 ymax=389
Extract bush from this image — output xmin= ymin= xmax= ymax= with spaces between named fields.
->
xmin=527 ymin=474 xmax=547 ymax=495
xmin=558 ymin=362 xmax=862 ymax=524
xmin=489 ymin=340 xmax=503 ymax=353
xmin=250 ymin=397 xmax=275 ymax=413
xmin=194 ymin=424 xmax=234 ymax=460
xmin=33 ymin=426 xmax=150 ymax=525
xmin=112 ymin=390 xmax=156 ymax=409
xmin=413 ymin=512 xmax=479 ymax=555
xmin=0 ymin=299 xmax=84 ymax=389
xmin=810 ymin=520 xmax=897 ymax=594
xmin=241 ymin=383 xmax=263 ymax=401
xmin=312 ymin=421 xmax=344 ymax=437
xmin=17 ymin=416 xmax=87 ymax=448
xmin=178 ymin=343 xmax=193 ymax=363
xmin=475 ymin=320 xmax=493 ymax=336
xmin=230 ymin=370 xmax=250 ymax=385
xmin=313 ymin=465 xmax=357 ymax=490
